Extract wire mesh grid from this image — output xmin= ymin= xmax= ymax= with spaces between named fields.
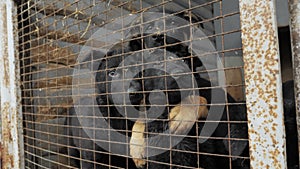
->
xmin=17 ymin=0 xmax=249 ymax=168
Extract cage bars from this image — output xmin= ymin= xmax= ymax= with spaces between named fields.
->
xmin=4 ymin=0 xmax=296 ymax=168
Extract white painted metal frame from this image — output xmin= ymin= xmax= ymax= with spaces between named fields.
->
xmin=0 ymin=0 xmax=24 ymax=168
xmin=239 ymin=0 xmax=287 ymax=168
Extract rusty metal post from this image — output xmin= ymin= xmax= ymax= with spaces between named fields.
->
xmin=289 ymin=0 xmax=300 ymax=165
xmin=239 ymin=0 xmax=287 ymax=168
xmin=0 ymin=0 xmax=24 ymax=168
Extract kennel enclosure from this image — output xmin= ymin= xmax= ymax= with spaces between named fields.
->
xmin=0 ymin=0 xmax=299 ymax=168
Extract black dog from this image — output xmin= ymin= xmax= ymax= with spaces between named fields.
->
xmin=68 ymin=49 xmax=139 ymax=169
xmin=123 ymin=49 xmax=249 ymax=169
xmin=68 ymin=37 xmax=249 ymax=168
xmin=68 ymin=12 xmax=247 ymax=168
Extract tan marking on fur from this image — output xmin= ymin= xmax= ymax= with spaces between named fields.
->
xmin=130 ymin=120 xmax=146 ymax=168
xmin=130 ymin=96 xmax=208 ymax=167
xmin=169 ymin=96 xmax=208 ymax=135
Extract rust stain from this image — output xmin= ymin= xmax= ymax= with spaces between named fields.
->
xmin=1 ymin=102 xmax=14 ymax=168
xmin=2 ymin=145 xmax=14 ymax=169
xmin=239 ymin=0 xmax=286 ymax=168
xmin=1 ymin=4 xmax=10 ymax=87
xmin=0 ymin=1 xmax=23 ymax=168
xmin=2 ymin=102 xmax=13 ymax=141
xmin=3 ymin=54 xmax=10 ymax=87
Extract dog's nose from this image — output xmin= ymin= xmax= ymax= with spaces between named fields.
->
xmin=128 ymin=80 xmax=143 ymax=105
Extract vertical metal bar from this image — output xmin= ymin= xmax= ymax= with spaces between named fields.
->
xmin=239 ymin=0 xmax=287 ymax=168
xmin=0 ymin=0 xmax=24 ymax=168
xmin=288 ymin=0 xmax=300 ymax=166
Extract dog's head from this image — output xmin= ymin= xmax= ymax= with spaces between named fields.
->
xmin=96 ymin=48 xmax=196 ymax=107
xmin=96 ymin=49 xmax=143 ymax=107
xmin=128 ymin=12 xmax=203 ymax=71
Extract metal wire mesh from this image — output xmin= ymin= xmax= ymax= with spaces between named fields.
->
xmin=17 ymin=0 xmax=249 ymax=168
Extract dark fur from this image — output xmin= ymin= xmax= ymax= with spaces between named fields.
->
xmin=127 ymin=22 xmax=250 ymax=167
xmin=69 ymin=43 xmax=249 ymax=168
xmin=120 ymin=49 xmax=250 ymax=169
xmin=66 ymin=18 xmax=296 ymax=169
xmin=69 ymin=12 xmax=247 ymax=168
xmin=68 ymin=49 xmax=138 ymax=169
xmin=129 ymin=12 xmax=203 ymax=70
xmin=126 ymin=16 xmax=250 ymax=167
xmin=66 ymin=74 xmax=300 ymax=169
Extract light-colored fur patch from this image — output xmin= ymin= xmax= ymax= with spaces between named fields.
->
xmin=169 ymin=95 xmax=208 ymax=135
xmin=130 ymin=95 xmax=208 ymax=168
xmin=130 ymin=120 xmax=146 ymax=168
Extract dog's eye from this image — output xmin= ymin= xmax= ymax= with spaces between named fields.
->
xmin=146 ymin=25 xmax=153 ymax=31
xmin=108 ymin=70 xmax=119 ymax=77
xmin=167 ymin=56 xmax=175 ymax=60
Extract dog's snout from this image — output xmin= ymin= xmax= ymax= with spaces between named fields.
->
xmin=128 ymin=80 xmax=143 ymax=105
